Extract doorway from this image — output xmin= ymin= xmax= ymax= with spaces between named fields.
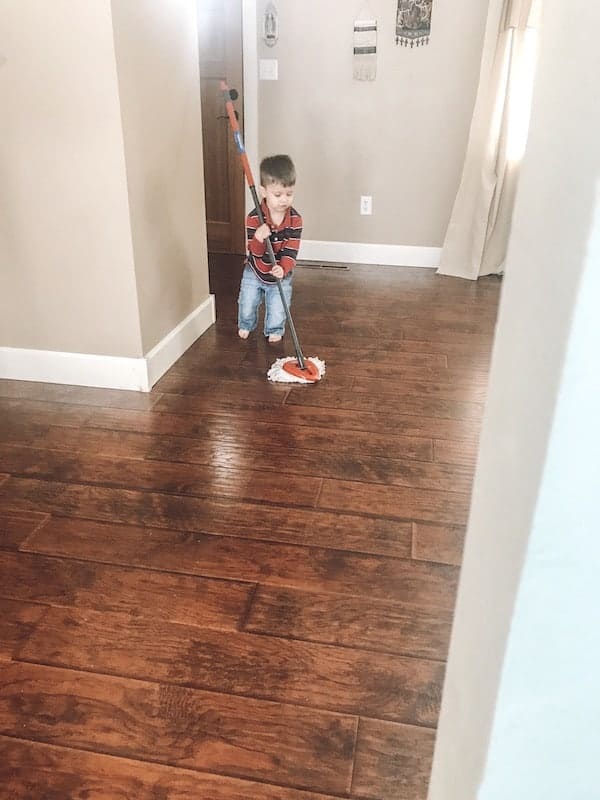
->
xmin=197 ymin=0 xmax=245 ymax=254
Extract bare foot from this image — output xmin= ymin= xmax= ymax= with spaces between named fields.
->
xmin=238 ymin=329 xmax=250 ymax=340
xmin=268 ymin=334 xmax=282 ymax=343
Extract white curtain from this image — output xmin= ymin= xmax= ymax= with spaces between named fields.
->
xmin=438 ymin=0 xmax=541 ymax=280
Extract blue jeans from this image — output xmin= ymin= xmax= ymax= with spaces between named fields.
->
xmin=238 ymin=265 xmax=293 ymax=337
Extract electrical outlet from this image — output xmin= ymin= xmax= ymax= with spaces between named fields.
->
xmin=360 ymin=195 xmax=372 ymax=215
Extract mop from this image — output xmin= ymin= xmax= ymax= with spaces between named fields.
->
xmin=220 ymin=82 xmax=325 ymax=384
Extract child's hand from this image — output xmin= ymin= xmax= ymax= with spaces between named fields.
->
xmin=271 ymin=265 xmax=284 ymax=279
xmin=254 ymin=223 xmax=271 ymax=243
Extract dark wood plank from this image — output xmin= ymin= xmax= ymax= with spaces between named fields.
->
xmin=293 ymin=329 xmax=493 ymax=355
xmin=0 ymin=476 xmax=70 ymax=509
xmin=244 ymin=586 xmax=453 ymax=660
xmin=291 ymin=319 xmax=495 ymax=342
xmin=173 ymin=326 xmax=251 ymax=357
xmin=398 ymin=312 xmax=496 ymax=330
xmin=153 ymin=361 xmax=287 ymax=388
xmin=152 ymin=392 xmax=293 ymax=417
xmin=0 ymin=507 xmax=48 ymax=550
xmin=155 ymin=373 xmax=294 ymax=400
xmin=434 ymin=437 xmax=479 ymax=467
xmin=242 ymin=347 xmax=449 ymax=370
xmin=2 ymin=422 xmax=453 ymax=493
xmin=154 ymin=394 xmax=481 ymax=442
xmin=23 ymin=517 xmax=456 ymax=607
xmin=168 ymin=447 xmax=473 ymax=494
xmin=352 ymin=376 xmax=488 ymax=403
xmin=0 ymin=379 xmax=162 ymax=410
xmin=0 ymin=444 xmax=321 ymax=508
xmin=2 ymin=478 xmax=412 ymax=557
xmin=2 ymin=427 xmax=460 ymax=493
xmin=286 ymin=386 xmax=485 ymax=421
xmin=0 ymin=425 xmax=464 ymax=496
xmin=0 ymin=736 xmax=343 ymax=800
xmin=19 ymin=606 xmax=445 ymax=726
xmin=0 ymin=662 xmax=356 ymax=794
xmin=384 ymin=337 xmax=493 ymax=359
xmin=152 ymin=445 xmax=469 ymax=494
xmin=412 ymin=523 xmax=465 ymax=567
xmin=446 ymin=351 xmax=494 ymax=369
xmin=0 ymin=397 xmax=93 ymax=427
xmin=157 ymin=348 xmax=246 ymax=372
xmin=352 ymin=718 xmax=435 ymax=800
xmin=0 ymin=421 xmax=172 ymax=459
xmin=277 ymin=307 xmax=494 ymax=334
xmin=0 ymin=598 xmax=47 ymax=659
xmin=163 ymin=362 xmax=355 ymax=390
xmin=0 ymin=551 xmax=251 ymax=629
xmin=319 ymin=479 xmax=471 ymax=526
xmin=84 ymin=406 xmax=435 ymax=462
xmin=253 ymin=357 xmax=491 ymax=394
xmin=399 ymin=325 xmax=496 ymax=344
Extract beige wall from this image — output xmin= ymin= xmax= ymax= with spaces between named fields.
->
xmin=428 ymin=0 xmax=600 ymax=795
xmin=0 ymin=0 xmax=142 ymax=357
xmin=256 ymin=0 xmax=488 ymax=246
xmin=111 ymin=0 xmax=210 ymax=354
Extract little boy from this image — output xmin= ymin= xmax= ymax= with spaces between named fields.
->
xmin=238 ymin=154 xmax=303 ymax=343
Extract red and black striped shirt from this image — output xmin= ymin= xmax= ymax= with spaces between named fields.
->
xmin=246 ymin=201 xmax=303 ymax=284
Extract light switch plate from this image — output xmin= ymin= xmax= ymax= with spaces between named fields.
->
xmin=259 ymin=59 xmax=278 ymax=80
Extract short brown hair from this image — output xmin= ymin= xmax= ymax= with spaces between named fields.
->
xmin=260 ymin=154 xmax=296 ymax=187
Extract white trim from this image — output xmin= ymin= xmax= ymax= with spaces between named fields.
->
xmin=242 ymin=0 xmax=259 ymax=214
xmin=145 ymin=294 xmax=216 ymax=388
xmin=0 ymin=295 xmax=216 ymax=393
xmin=300 ymin=240 xmax=441 ymax=268
xmin=0 ymin=348 xmax=149 ymax=392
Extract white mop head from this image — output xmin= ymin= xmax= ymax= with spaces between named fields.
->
xmin=267 ymin=356 xmax=326 ymax=384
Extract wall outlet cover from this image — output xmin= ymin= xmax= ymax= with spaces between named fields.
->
xmin=360 ymin=195 xmax=373 ymax=215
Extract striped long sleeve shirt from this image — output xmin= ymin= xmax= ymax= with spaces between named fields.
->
xmin=246 ymin=201 xmax=303 ymax=284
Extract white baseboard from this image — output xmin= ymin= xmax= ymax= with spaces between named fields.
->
xmin=300 ymin=240 xmax=441 ymax=268
xmin=145 ymin=294 xmax=216 ymax=388
xmin=0 ymin=348 xmax=150 ymax=392
xmin=0 ymin=294 xmax=216 ymax=393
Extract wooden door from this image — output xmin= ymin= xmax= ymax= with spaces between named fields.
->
xmin=198 ymin=0 xmax=245 ymax=254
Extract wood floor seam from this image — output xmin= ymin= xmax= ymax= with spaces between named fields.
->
xmin=348 ymin=716 xmax=361 ymax=796
xmin=237 ymin=582 xmax=260 ymax=631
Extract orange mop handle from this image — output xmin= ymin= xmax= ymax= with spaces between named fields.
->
xmin=220 ymin=81 xmax=255 ymax=190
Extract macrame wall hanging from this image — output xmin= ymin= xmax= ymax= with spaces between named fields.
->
xmin=353 ymin=14 xmax=378 ymax=81
xmin=396 ymin=0 xmax=433 ymax=48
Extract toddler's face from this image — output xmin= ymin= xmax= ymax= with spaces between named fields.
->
xmin=262 ymin=181 xmax=295 ymax=216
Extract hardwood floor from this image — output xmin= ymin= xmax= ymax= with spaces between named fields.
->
xmin=0 ymin=255 xmax=501 ymax=799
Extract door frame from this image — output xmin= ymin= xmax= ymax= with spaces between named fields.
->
xmin=242 ymin=0 xmax=258 ymax=214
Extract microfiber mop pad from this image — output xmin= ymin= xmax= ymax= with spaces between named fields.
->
xmin=267 ymin=357 xmax=326 ymax=384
